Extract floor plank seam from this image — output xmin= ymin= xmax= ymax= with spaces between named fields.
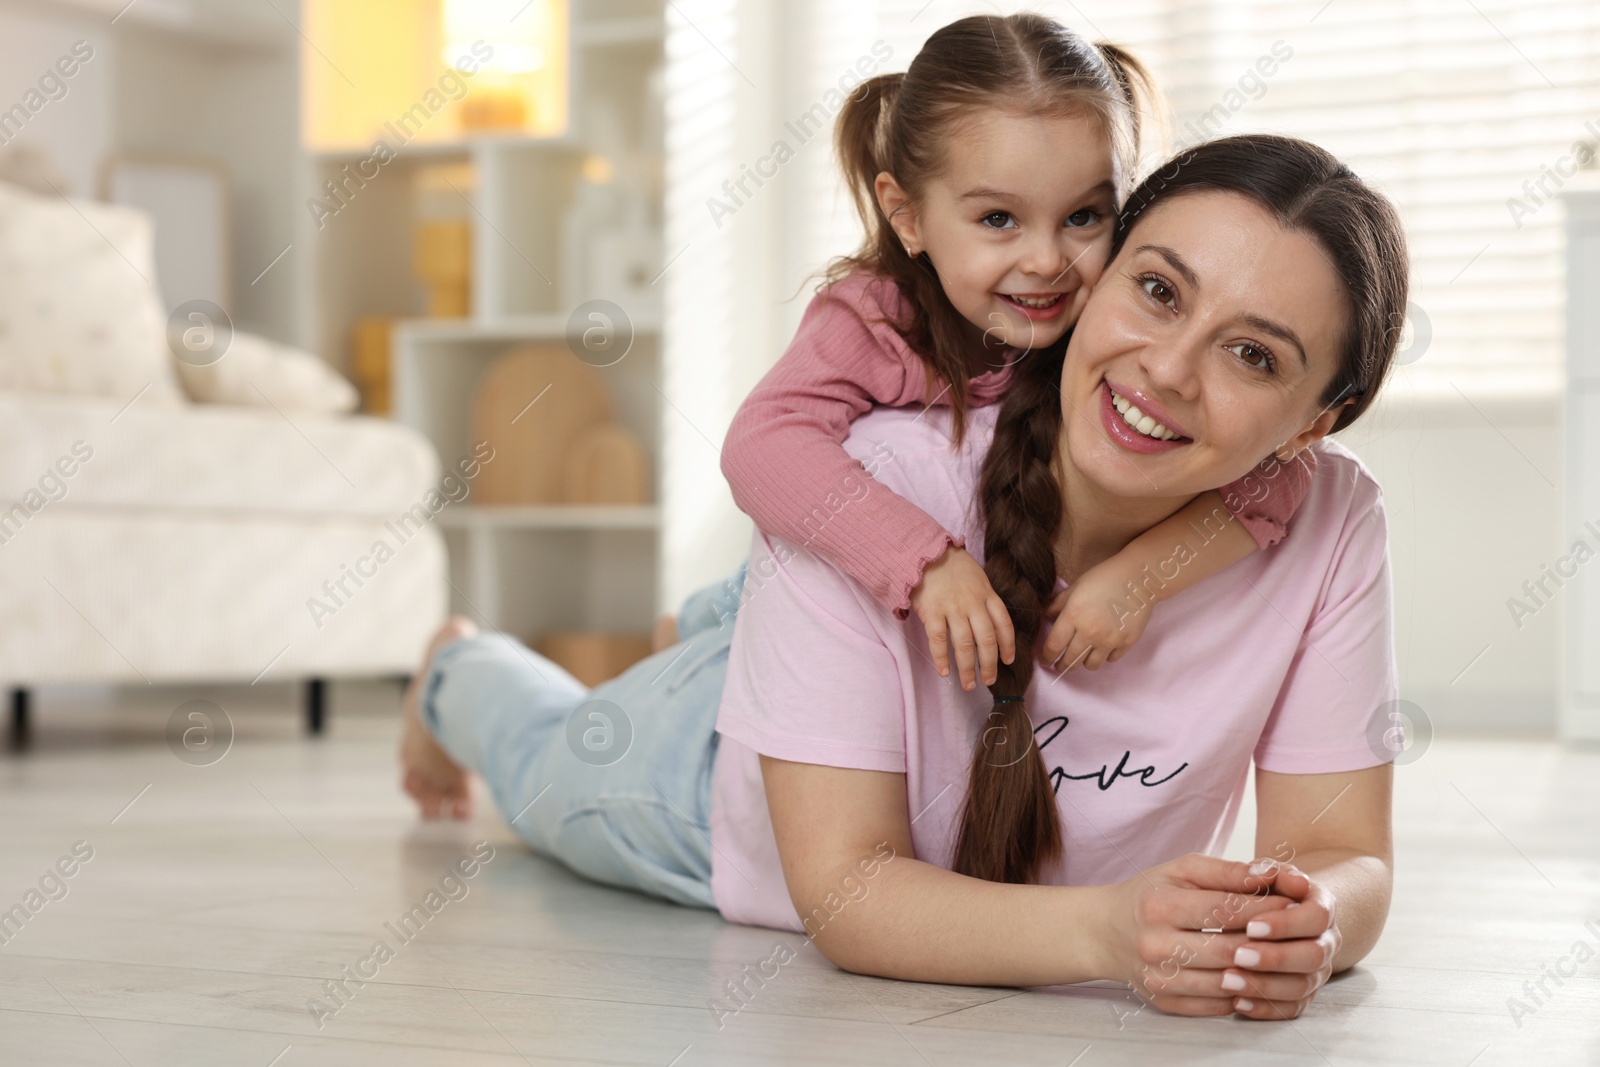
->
xmin=0 ymin=1005 xmax=654 ymax=1066
xmin=903 ymin=990 xmax=1027 ymax=1025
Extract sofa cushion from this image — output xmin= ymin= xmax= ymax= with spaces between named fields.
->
xmin=0 ymin=181 xmax=184 ymax=405
xmin=0 ymin=393 xmax=443 ymax=519
xmin=175 ymin=330 xmax=361 ymax=413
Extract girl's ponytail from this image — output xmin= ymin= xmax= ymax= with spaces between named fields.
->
xmin=833 ymin=67 xmax=979 ymax=444
xmin=835 ymin=73 xmax=904 ymax=245
xmin=1093 ymin=41 xmax=1165 ymax=187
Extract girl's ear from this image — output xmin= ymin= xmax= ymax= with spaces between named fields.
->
xmin=874 ymin=171 xmax=923 ymax=253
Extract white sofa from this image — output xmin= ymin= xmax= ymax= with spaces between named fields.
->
xmin=0 ymin=179 xmax=446 ymax=736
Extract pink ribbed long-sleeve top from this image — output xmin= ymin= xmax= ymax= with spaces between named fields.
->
xmin=721 ymin=270 xmax=1315 ymax=617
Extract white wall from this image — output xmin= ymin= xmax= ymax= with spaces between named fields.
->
xmin=658 ymin=0 xmax=937 ymax=608
xmin=0 ymin=0 xmax=299 ymax=343
xmin=1342 ymin=390 xmax=1562 ymax=735
xmin=106 ymin=22 xmax=300 ymax=341
xmin=0 ymin=3 xmax=111 ymax=197
xmin=659 ymin=0 xmax=782 ymax=608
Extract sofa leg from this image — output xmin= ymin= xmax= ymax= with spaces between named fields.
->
xmin=306 ymin=678 xmax=327 ymax=736
xmin=8 ymin=688 xmax=30 ymax=750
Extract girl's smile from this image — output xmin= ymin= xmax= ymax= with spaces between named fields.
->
xmin=998 ymin=291 xmax=1071 ymax=321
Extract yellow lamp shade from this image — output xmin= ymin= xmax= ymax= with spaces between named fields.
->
xmin=301 ymin=0 xmax=567 ymax=153
xmin=443 ymin=0 xmax=555 ymax=74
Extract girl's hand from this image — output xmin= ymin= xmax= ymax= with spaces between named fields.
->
xmin=1040 ymin=559 xmax=1150 ymax=673
xmin=1097 ymin=854 xmax=1302 ymax=1018
xmin=909 ymin=545 xmax=1015 ymax=692
xmin=1222 ymin=863 xmax=1342 ymax=1021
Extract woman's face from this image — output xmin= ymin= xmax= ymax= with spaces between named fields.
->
xmin=1060 ymin=190 xmax=1352 ymax=502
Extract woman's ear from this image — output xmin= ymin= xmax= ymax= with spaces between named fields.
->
xmin=1280 ymin=396 xmax=1356 ymax=458
xmin=874 ymin=172 xmax=923 ymax=255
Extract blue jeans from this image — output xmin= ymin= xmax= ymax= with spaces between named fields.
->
xmin=419 ymin=565 xmax=747 ymax=909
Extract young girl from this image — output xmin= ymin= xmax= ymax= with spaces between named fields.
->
xmin=720 ymin=12 xmax=1315 ymax=692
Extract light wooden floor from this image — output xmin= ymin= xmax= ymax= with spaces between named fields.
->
xmin=1 ymin=683 xmax=1596 ymax=1066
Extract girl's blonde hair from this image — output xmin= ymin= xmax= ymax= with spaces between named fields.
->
xmin=827 ymin=12 xmax=1157 ymax=444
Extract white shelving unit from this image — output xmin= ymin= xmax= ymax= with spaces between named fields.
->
xmin=391 ymin=311 xmax=663 ymax=640
xmin=1563 ymin=187 xmax=1600 ymax=741
xmin=304 ymin=1 xmax=668 ymax=646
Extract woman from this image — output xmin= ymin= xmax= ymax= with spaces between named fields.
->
xmin=400 ymin=133 xmax=1408 ymax=1022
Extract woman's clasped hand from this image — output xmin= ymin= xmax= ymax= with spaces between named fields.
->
xmin=1099 ymin=854 xmax=1342 ymax=1020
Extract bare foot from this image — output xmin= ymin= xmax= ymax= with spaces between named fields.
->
xmin=651 ymin=613 xmax=678 ymax=653
xmin=400 ymin=616 xmax=478 ymax=820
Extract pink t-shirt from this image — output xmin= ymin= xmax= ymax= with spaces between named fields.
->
xmin=709 ymin=402 xmax=1396 ymax=932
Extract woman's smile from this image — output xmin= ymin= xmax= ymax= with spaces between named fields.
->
xmin=1101 ymin=379 xmax=1191 ymax=446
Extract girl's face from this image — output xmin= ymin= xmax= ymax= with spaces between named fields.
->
xmin=877 ymin=106 xmax=1118 ymax=357
xmin=1060 ymin=190 xmax=1353 ymax=503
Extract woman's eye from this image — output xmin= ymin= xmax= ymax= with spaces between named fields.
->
xmin=1064 ymin=208 xmax=1099 ymax=228
xmin=980 ymin=211 xmax=1016 ymax=229
xmin=1140 ymin=275 xmax=1176 ymax=306
xmin=1227 ymin=342 xmax=1277 ymax=373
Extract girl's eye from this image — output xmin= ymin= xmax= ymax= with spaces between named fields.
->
xmin=980 ymin=211 xmax=1016 ymax=229
xmin=1064 ymin=208 xmax=1099 ymax=228
xmin=1226 ymin=342 xmax=1278 ymax=374
xmin=1138 ymin=274 xmax=1176 ymax=307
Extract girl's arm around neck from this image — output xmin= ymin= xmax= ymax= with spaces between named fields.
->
xmin=1108 ymin=488 xmax=1257 ymax=604
xmin=721 ymin=281 xmax=964 ymax=616
xmin=1040 ymin=489 xmax=1257 ymax=672
xmin=759 ymin=755 xmax=1115 ymax=986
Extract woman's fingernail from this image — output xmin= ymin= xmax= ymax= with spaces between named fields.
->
xmin=1247 ymin=920 xmax=1271 ymax=938
xmin=1234 ymin=947 xmax=1262 ymax=968
xmin=1248 ymin=859 xmax=1274 ymax=876
xmin=1221 ymin=972 xmax=1247 ymax=992
xmin=1235 ymin=998 xmax=1255 ymax=1012
xmin=1287 ymin=902 xmax=1300 ymax=909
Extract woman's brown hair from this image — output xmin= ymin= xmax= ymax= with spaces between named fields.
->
xmin=828 ymin=12 xmax=1156 ymax=444
xmin=952 ymin=134 xmax=1410 ymax=884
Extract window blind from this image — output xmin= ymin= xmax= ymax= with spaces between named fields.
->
xmin=773 ymin=0 xmax=1600 ymax=395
